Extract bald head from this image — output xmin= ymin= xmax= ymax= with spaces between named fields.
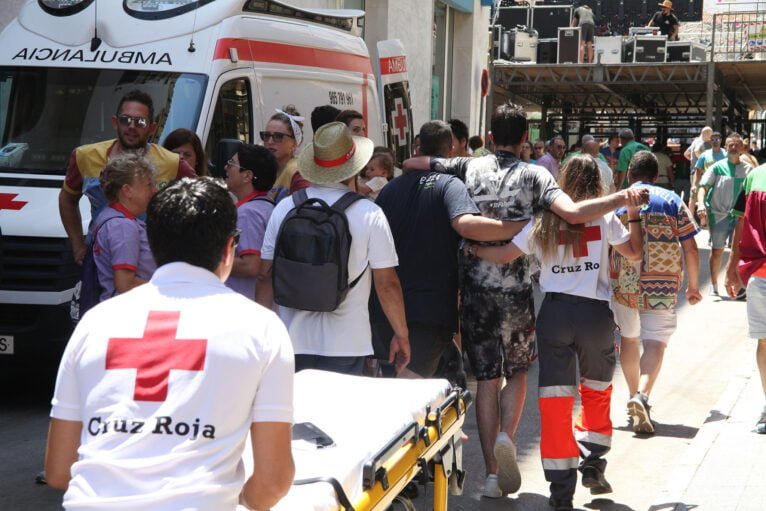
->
xmin=701 ymin=126 xmax=713 ymax=141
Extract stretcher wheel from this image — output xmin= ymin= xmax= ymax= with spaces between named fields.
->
xmin=449 ymin=469 xmax=465 ymax=496
xmin=388 ymin=495 xmax=416 ymax=511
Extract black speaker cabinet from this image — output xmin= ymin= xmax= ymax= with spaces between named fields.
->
xmin=634 ymin=35 xmax=667 ymax=63
xmin=622 ymin=36 xmax=635 ymax=63
xmin=497 ymin=6 xmax=530 ymax=31
xmin=537 ymin=38 xmax=558 ymax=64
xmin=531 ymin=5 xmax=573 ymax=39
xmin=557 ymin=27 xmax=580 ymax=64
xmin=666 ymin=41 xmax=692 ymax=62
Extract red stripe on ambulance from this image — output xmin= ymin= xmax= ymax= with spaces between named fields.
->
xmin=213 ymin=39 xmax=373 ymax=74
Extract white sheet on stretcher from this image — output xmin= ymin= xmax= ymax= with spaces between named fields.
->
xmin=239 ymin=370 xmax=451 ymax=511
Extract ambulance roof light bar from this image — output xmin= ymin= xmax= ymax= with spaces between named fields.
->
xmin=124 ymin=0 xmax=217 ymax=20
xmin=244 ymin=0 xmax=364 ymax=36
xmin=39 ymin=0 xmax=94 ymax=16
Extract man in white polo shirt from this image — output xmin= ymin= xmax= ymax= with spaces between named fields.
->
xmin=45 ymin=178 xmax=295 ymax=511
xmin=258 ymin=122 xmax=410 ymax=376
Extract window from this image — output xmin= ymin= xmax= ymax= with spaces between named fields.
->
xmin=205 ymin=78 xmax=252 ymax=164
xmin=0 ymin=68 xmax=207 ymax=174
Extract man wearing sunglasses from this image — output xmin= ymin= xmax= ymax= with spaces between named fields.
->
xmin=537 ymin=136 xmax=566 ymax=181
xmin=59 ymin=90 xmax=197 ymax=265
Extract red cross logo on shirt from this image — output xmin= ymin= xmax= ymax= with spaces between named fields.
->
xmin=559 ymin=225 xmax=602 ymax=257
xmin=106 ymin=311 xmax=207 ymax=402
xmin=392 ymin=97 xmax=409 ymax=146
xmin=0 ymin=193 xmax=27 ymax=211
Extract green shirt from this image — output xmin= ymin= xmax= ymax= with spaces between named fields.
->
xmin=617 ymin=140 xmax=650 ymax=188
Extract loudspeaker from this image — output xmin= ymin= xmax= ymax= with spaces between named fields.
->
xmin=634 ymin=35 xmax=667 ymax=63
xmin=537 ymin=38 xmax=558 ymax=64
xmin=666 ymin=41 xmax=692 ymax=62
xmin=497 ymin=6 xmax=530 ymax=31
xmin=558 ymin=27 xmax=580 ymax=64
xmin=531 ymin=6 xmax=573 ymax=39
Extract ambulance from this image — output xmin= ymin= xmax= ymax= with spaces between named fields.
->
xmin=0 ymin=0 xmax=413 ymax=383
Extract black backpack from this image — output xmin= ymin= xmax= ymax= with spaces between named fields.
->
xmin=272 ymin=188 xmax=365 ymax=312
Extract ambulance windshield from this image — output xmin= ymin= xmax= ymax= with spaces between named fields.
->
xmin=125 ymin=0 xmax=217 ymax=19
xmin=0 ymin=68 xmax=207 ymax=174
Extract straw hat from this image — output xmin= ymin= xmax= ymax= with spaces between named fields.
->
xmin=298 ymin=122 xmax=374 ymax=185
xmin=658 ymin=1 xmax=673 ymax=10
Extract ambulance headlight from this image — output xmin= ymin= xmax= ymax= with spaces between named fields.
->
xmin=39 ymin=0 xmax=94 ymax=16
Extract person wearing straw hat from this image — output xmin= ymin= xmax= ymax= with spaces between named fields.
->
xmin=648 ymin=1 xmax=680 ymax=41
xmin=258 ymin=122 xmax=411 ymax=376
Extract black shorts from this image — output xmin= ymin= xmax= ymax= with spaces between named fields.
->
xmin=581 ymin=23 xmax=595 ymax=43
xmin=407 ymin=324 xmax=455 ymax=377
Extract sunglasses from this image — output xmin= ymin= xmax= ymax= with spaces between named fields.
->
xmin=226 ymin=158 xmax=251 ymax=173
xmin=260 ymin=131 xmax=294 ymax=143
xmin=117 ymin=114 xmax=150 ymax=128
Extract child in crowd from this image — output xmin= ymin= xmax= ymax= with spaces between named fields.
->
xmin=358 ymin=146 xmax=395 ymax=199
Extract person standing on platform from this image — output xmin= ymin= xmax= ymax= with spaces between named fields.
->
xmin=725 ymin=163 xmax=766 ymax=434
xmin=648 ymin=1 xmax=680 ymax=41
xmin=572 ymin=4 xmax=596 ymax=63
xmin=615 ymin=128 xmax=650 ymax=190
xmin=611 ymin=151 xmax=701 ymax=435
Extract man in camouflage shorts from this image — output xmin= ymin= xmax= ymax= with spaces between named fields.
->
xmin=408 ymin=103 xmax=649 ymax=498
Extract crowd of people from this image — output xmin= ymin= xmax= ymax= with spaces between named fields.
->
xmin=44 ymin=88 xmax=766 ymax=511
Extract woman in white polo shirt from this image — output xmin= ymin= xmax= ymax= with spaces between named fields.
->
xmin=464 ymin=155 xmax=643 ymax=511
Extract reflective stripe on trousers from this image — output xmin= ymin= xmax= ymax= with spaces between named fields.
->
xmin=536 ymin=293 xmax=616 ymax=500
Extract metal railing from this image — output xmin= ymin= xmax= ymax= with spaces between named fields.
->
xmin=712 ymin=8 xmax=766 ymax=61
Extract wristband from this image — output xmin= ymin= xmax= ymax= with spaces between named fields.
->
xmin=627 ymin=218 xmax=641 ymax=223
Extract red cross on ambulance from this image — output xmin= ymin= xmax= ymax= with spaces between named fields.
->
xmin=0 ymin=192 xmax=28 ymax=211
xmin=392 ymin=97 xmax=409 ymax=146
xmin=106 ymin=311 xmax=207 ymax=402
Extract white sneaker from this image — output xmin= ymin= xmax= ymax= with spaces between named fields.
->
xmin=482 ymin=474 xmax=502 ymax=498
xmin=494 ymin=432 xmax=521 ymax=494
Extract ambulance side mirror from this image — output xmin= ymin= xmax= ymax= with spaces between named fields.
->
xmin=210 ymin=139 xmax=243 ymax=178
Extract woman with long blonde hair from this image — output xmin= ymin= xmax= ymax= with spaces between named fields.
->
xmin=464 ymin=154 xmax=644 ymax=510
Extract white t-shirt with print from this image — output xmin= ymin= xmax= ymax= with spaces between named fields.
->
xmin=51 ymin=263 xmax=294 ymax=511
xmin=513 ymin=212 xmax=630 ymax=301
xmin=261 ymin=183 xmax=399 ymax=357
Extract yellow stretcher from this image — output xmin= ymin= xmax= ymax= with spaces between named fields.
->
xmin=246 ymin=370 xmax=471 ymax=511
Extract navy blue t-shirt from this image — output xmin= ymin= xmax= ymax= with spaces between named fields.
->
xmin=369 ymin=171 xmax=479 ymax=338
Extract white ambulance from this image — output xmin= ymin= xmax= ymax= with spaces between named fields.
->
xmin=0 ymin=0 xmax=413 ymax=380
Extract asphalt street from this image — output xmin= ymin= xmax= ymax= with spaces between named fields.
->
xmin=0 ymin=239 xmax=755 ymax=511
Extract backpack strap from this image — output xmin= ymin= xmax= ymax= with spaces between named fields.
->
xmin=291 ymin=188 xmax=309 ymax=208
xmin=249 ymin=195 xmax=276 ymax=206
xmin=332 ymin=191 xmax=366 ymax=288
xmin=331 ymin=191 xmax=365 ymax=213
